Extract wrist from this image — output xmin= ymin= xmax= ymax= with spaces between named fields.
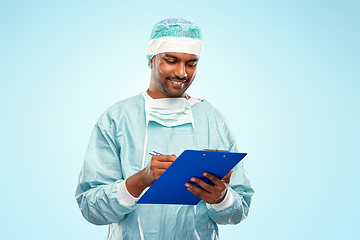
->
xmin=212 ymin=189 xmax=234 ymax=211
xmin=117 ymin=180 xmax=139 ymax=205
xmin=126 ymin=170 xmax=151 ymax=198
xmin=138 ymin=168 xmax=154 ymax=188
xmin=214 ymin=188 xmax=228 ymax=204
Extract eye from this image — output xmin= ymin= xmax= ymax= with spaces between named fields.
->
xmin=187 ymin=62 xmax=197 ymax=67
xmin=165 ymin=58 xmax=177 ymax=64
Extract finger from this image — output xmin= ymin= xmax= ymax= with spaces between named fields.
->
xmin=153 ymin=169 xmax=167 ymax=179
xmin=189 ymin=177 xmax=214 ymax=193
xmin=203 ymin=172 xmax=223 ymax=186
xmin=152 ymin=155 xmax=177 ymax=162
xmin=185 ymin=182 xmax=212 ymax=201
xmin=153 ymin=163 xmax=175 ymax=177
xmin=151 ymin=161 xmax=173 ymax=170
xmin=222 ymin=169 xmax=233 ymax=179
xmin=185 ymin=182 xmax=223 ymax=204
xmin=221 ymin=169 xmax=233 ymax=183
xmin=170 ymin=154 xmax=177 ymax=161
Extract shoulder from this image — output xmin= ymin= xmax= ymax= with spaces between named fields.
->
xmin=108 ymin=94 xmax=144 ymax=114
xmin=193 ymin=98 xmax=234 ymax=137
xmin=96 ymin=94 xmax=145 ymax=129
xmin=192 ymin=99 xmax=228 ymax=123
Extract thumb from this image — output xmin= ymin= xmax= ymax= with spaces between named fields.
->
xmin=221 ymin=169 xmax=233 ymax=184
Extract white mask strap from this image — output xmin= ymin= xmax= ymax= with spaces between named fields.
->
xmin=137 ymin=207 xmax=145 ymax=240
xmin=192 ymin=121 xmax=197 ymax=150
xmin=141 ymin=121 xmax=149 ymax=169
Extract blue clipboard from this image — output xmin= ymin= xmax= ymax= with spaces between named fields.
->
xmin=137 ymin=150 xmax=247 ymax=205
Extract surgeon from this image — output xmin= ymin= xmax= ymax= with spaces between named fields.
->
xmin=75 ymin=18 xmax=254 ymax=240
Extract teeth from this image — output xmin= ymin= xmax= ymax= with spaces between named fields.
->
xmin=171 ymin=79 xmax=184 ymax=85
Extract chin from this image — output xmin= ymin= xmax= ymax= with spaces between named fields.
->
xmin=166 ymin=93 xmax=184 ymax=98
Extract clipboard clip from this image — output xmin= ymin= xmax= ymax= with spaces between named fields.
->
xmin=202 ymin=149 xmax=229 ymax=152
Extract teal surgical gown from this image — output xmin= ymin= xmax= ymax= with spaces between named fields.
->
xmin=75 ymin=94 xmax=254 ymax=240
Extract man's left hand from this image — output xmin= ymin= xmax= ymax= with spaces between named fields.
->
xmin=185 ymin=170 xmax=233 ymax=204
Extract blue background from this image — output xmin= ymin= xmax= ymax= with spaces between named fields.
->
xmin=1 ymin=1 xmax=359 ymax=239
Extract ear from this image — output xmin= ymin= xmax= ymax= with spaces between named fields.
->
xmin=150 ymin=57 xmax=154 ymax=68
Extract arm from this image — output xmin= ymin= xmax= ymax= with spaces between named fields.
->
xmin=126 ymin=154 xmax=177 ymax=197
xmin=189 ymin=109 xmax=255 ymax=225
xmin=204 ymin=124 xmax=255 ymax=225
xmin=185 ymin=159 xmax=254 ymax=225
xmin=75 ymin=123 xmax=136 ymax=225
xmin=205 ymin=159 xmax=254 ymax=225
xmin=75 ymin=121 xmax=176 ymax=225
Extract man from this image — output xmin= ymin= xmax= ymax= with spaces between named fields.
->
xmin=75 ymin=18 xmax=254 ymax=240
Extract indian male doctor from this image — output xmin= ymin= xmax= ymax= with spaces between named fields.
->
xmin=75 ymin=18 xmax=254 ymax=240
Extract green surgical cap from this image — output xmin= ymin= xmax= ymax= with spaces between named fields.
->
xmin=145 ymin=18 xmax=203 ymax=66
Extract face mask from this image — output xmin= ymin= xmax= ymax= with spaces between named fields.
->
xmin=141 ymin=97 xmax=196 ymax=169
xmin=145 ymin=98 xmax=194 ymax=127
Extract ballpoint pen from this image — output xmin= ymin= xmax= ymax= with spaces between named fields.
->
xmin=149 ymin=151 xmax=163 ymax=156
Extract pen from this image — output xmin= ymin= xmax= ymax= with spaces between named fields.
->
xmin=149 ymin=151 xmax=163 ymax=156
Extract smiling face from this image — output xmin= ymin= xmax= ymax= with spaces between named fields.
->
xmin=148 ymin=52 xmax=198 ymax=99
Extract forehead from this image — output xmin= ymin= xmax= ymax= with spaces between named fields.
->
xmin=159 ymin=52 xmax=198 ymax=61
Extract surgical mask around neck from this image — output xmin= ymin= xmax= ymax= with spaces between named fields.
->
xmin=141 ymin=96 xmax=196 ymax=169
xmin=145 ymin=98 xmax=194 ymax=127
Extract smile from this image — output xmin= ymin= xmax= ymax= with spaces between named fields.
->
xmin=170 ymin=79 xmax=186 ymax=85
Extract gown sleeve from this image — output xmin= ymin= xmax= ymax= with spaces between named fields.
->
xmin=75 ymin=117 xmax=137 ymax=225
xmin=205 ymin=118 xmax=255 ymax=225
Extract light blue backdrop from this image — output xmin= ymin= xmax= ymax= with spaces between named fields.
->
xmin=1 ymin=1 xmax=359 ymax=239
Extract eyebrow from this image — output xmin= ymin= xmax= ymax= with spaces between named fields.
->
xmin=164 ymin=54 xmax=198 ymax=62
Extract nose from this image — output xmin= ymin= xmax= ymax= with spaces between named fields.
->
xmin=174 ymin=63 xmax=187 ymax=79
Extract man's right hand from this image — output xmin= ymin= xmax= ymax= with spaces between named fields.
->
xmin=142 ymin=154 xmax=177 ymax=186
xmin=125 ymin=154 xmax=177 ymax=198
